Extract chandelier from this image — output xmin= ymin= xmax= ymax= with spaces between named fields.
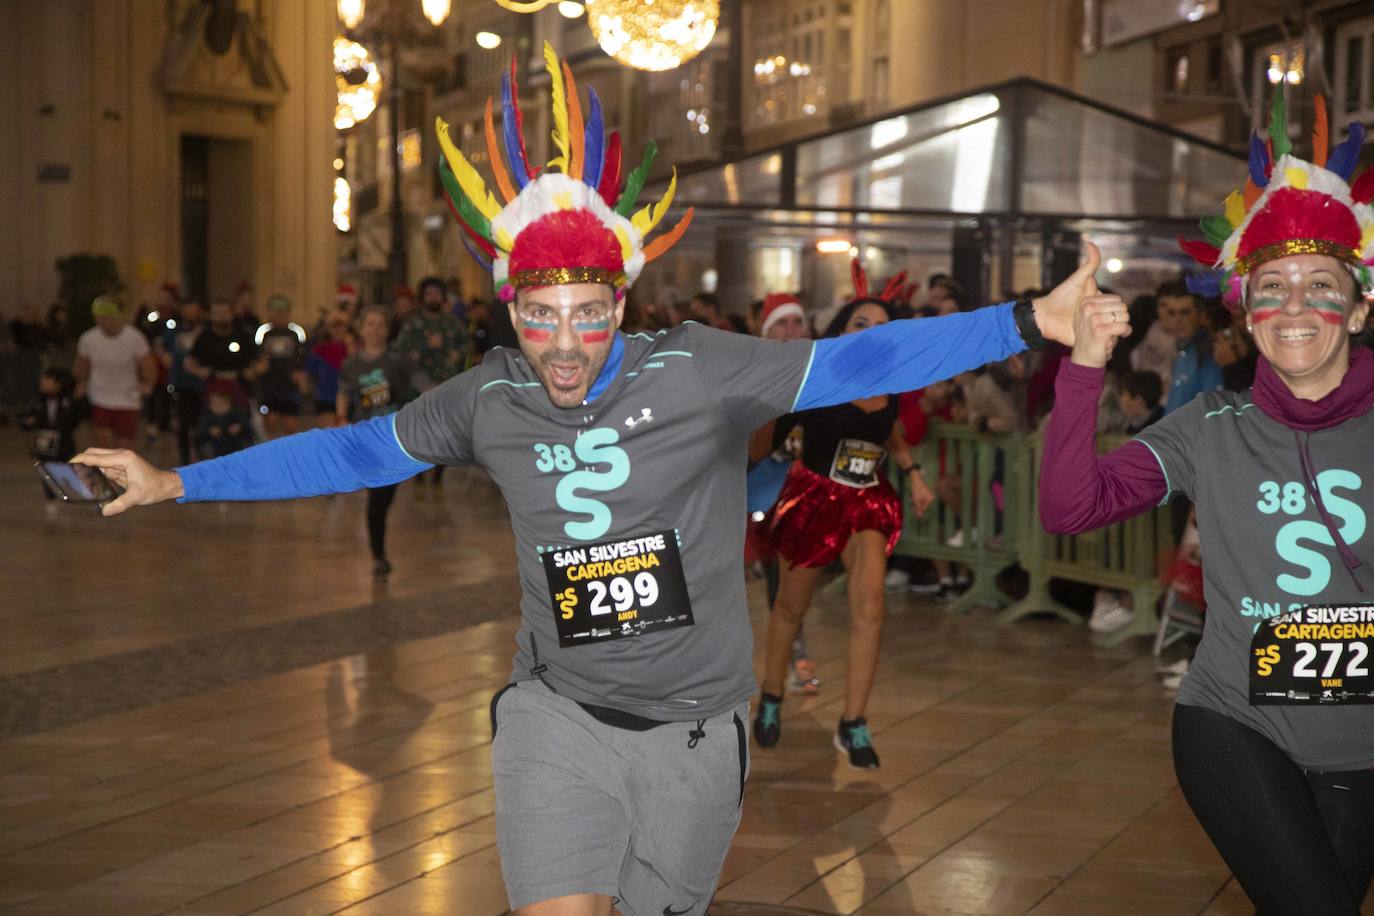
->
xmin=492 ymin=0 xmax=718 ymax=71
xmin=587 ymin=0 xmax=719 ymax=71
xmin=333 ymin=36 xmax=382 ymax=130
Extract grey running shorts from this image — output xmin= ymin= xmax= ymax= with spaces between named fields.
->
xmin=490 ymin=679 xmax=750 ymax=915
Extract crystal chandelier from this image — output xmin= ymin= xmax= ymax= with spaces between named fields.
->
xmin=585 ymin=0 xmax=719 ymax=71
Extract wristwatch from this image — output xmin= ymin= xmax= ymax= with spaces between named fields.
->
xmin=1013 ymin=298 xmax=1045 ymax=350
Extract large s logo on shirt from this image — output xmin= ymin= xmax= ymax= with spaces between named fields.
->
xmin=1261 ymin=470 xmax=1367 ymax=597
xmin=533 ymin=428 xmax=630 ymax=540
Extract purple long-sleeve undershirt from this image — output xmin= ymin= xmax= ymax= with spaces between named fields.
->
xmin=1039 ymin=361 xmax=1169 ymax=534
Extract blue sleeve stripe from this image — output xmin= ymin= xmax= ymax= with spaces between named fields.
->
xmin=388 ymin=413 xmax=422 ymax=464
xmin=1132 ymin=438 xmax=1173 ymax=506
xmin=794 ymin=302 xmax=1023 ymax=411
xmin=790 ymin=342 xmax=818 ymax=413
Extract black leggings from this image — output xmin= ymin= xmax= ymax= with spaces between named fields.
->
xmin=172 ymin=389 xmax=201 ymax=466
xmin=1173 ymin=703 xmax=1374 ymax=915
xmin=366 ymin=484 xmax=398 ymax=560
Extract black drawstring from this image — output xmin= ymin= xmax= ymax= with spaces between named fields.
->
xmin=1295 ymin=431 xmax=1365 ymax=592
xmin=687 ymin=719 xmax=706 ymax=749
xmin=529 ymin=633 xmax=558 ymax=692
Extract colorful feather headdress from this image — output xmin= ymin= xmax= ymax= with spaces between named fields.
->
xmin=434 ymin=42 xmax=693 ymax=301
xmin=1182 ymin=83 xmax=1374 ymax=307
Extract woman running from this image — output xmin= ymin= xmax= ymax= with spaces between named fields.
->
xmin=754 ymin=266 xmax=935 ymax=768
xmin=337 ymin=306 xmax=431 ymax=577
xmin=1041 ymin=87 xmax=1374 ymax=915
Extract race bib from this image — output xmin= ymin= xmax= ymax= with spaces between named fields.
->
xmin=542 ymin=530 xmax=693 ymax=648
xmin=31 ymin=429 xmax=60 ymax=457
xmin=1250 ymin=604 xmax=1374 ymax=705
xmin=265 ymin=336 xmax=297 ymax=359
xmin=829 ymin=438 xmax=885 ymax=489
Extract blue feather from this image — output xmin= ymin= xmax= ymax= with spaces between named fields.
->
xmin=1248 ymin=133 xmax=1269 ymax=187
xmin=1186 ymin=272 xmax=1222 ymax=298
xmin=582 ymin=87 xmax=605 ymax=191
xmin=460 ymin=231 xmax=493 ymax=273
xmin=1327 ymin=122 xmax=1366 ymax=181
xmin=501 ymin=72 xmax=530 ymax=190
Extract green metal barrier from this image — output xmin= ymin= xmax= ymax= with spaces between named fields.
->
xmin=889 ymin=422 xmax=1027 ymax=616
xmin=997 ymin=432 xmax=1176 ymax=645
xmin=887 ymin=426 xmax=1176 ymax=644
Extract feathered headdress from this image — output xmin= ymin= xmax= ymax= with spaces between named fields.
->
xmin=1182 ymin=83 xmax=1374 ymax=307
xmin=434 ymin=42 xmax=693 ymax=301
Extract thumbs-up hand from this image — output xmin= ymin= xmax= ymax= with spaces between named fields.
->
xmin=1029 ymin=241 xmax=1103 ymax=347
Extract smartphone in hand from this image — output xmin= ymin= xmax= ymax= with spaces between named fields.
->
xmin=34 ymin=461 xmax=123 ymax=503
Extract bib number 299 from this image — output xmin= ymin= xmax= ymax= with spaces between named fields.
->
xmin=588 ymin=573 xmax=659 ymax=617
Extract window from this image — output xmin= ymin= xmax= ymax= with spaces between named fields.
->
xmin=1167 ymin=50 xmax=1190 ymax=94
xmin=1335 ymin=18 xmax=1374 ymax=125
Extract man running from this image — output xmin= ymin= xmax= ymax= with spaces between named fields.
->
xmin=73 ymin=45 xmax=1088 ymax=916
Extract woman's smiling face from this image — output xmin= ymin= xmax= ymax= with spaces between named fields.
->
xmin=1246 ymin=253 xmax=1369 ymax=397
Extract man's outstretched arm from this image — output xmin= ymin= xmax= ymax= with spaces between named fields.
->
xmin=792 ymin=243 xmax=1100 ymax=411
xmin=71 ymin=414 xmax=432 ymax=517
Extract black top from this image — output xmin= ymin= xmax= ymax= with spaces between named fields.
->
xmin=796 ymin=398 xmax=898 ymax=488
xmin=190 ymin=326 xmax=257 ymax=380
xmin=258 ymin=326 xmax=305 ymax=394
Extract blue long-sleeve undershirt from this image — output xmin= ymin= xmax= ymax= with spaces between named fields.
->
xmin=793 ymin=301 xmax=1024 ymax=410
xmin=177 ymin=414 xmax=430 ymax=502
xmin=177 ymin=303 xmax=1026 ymax=503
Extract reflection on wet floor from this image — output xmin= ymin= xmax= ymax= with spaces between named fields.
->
xmin=0 ymin=429 xmax=1342 ymax=914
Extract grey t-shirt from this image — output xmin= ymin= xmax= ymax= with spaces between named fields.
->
xmin=394 ymin=323 xmax=812 ymax=720
xmin=1137 ymin=389 xmax=1374 ymax=770
xmin=339 ymin=349 xmax=428 ymax=421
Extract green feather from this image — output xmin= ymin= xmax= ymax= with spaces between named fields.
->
xmin=1201 ymin=215 xmax=1232 ymax=247
xmin=615 ymin=140 xmax=657 ymax=217
xmin=1269 ymin=81 xmax=1292 ymax=160
xmin=439 ymin=158 xmax=493 ymax=240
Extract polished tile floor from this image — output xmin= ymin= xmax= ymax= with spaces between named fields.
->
xmin=0 ymin=428 xmax=1346 ymax=914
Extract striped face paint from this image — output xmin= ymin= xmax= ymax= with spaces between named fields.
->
xmin=520 ymin=318 xmax=557 ymax=343
xmin=1305 ymin=298 xmax=1348 ymax=325
xmin=1250 ymin=296 xmax=1284 ymax=324
xmin=574 ymin=318 xmax=611 ymax=344
xmin=1250 ymin=294 xmax=1348 ymax=325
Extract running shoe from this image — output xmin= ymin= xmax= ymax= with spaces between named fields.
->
xmin=835 ymin=716 xmax=880 ymax=769
xmin=1088 ymin=592 xmax=1133 ymax=633
xmin=753 ymin=694 xmax=782 ymax=748
xmin=788 ymin=659 xmax=822 ymax=695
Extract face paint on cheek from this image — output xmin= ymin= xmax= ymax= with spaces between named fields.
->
xmin=1304 ymin=299 xmax=1348 ymax=325
xmin=1251 ymin=297 xmax=1284 ymax=324
xmin=574 ymin=318 xmax=611 ymax=344
xmin=521 ymin=319 xmax=556 ymax=343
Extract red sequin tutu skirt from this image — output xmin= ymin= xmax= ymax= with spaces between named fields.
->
xmin=767 ymin=463 xmax=902 ymax=568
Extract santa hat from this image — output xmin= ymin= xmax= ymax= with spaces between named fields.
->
xmin=760 ymin=293 xmax=805 ymax=335
xmin=337 ymin=283 xmax=357 ymax=300
xmin=1181 ymin=82 xmax=1374 ymax=307
xmin=434 ymin=43 xmax=693 ymax=301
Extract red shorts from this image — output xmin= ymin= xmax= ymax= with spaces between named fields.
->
xmin=90 ymin=406 xmax=139 ymax=439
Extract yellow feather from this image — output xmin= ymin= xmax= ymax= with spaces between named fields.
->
xmin=632 ymin=168 xmax=677 ymax=237
xmin=495 ymin=228 xmax=515 ymax=252
xmin=614 ymin=225 xmax=634 ymax=264
xmin=1284 ymin=166 xmax=1308 ymax=190
xmin=1223 ymin=190 xmax=1244 ymax=228
xmin=543 ymin=42 xmax=569 ymax=172
xmin=435 ymin=117 xmax=499 ymax=221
